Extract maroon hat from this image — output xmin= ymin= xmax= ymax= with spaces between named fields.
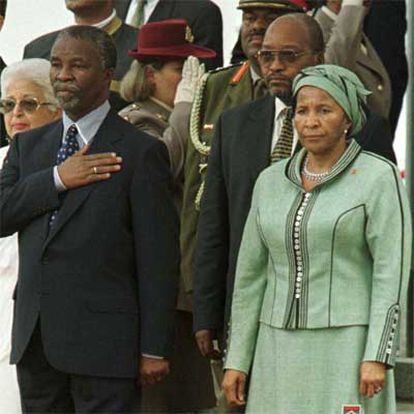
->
xmin=128 ymin=19 xmax=217 ymax=61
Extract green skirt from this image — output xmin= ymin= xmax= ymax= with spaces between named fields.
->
xmin=246 ymin=323 xmax=396 ymax=414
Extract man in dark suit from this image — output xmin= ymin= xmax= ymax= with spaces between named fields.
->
xmin=115 ymin=0 xmax=223 ymax=70
xmin=23 ymin=0 xmax=137 ymax=110
xmin=194 ymin=13 xmax=395 ymax=358
xmin=0 ymin=26 xmax=179 ymax=413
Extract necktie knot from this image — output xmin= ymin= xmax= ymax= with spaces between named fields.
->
xmin=56 ymin=124 xmax=80 ymax=165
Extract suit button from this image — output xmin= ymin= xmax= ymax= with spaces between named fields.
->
xmin=42 ymin=255 xmax=49 ymax=264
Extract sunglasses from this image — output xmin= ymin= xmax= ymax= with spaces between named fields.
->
xmin=257 ymin=50 xmax=311 ymax=64
xmin=0 ymin=97 xmax=55 ymax=114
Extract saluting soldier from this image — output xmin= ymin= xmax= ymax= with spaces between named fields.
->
xmin=180 ymin=0 xmax=307 ymax=341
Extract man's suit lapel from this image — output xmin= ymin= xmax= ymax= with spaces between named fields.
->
xmin=114 ymin=0 xmax=131 ymax=20
xmin=148 ymin=0 xmax=175 ymax=22
xmin=244 ymin=94 xmax=274 ymax=175
xmin=43 ymin=111 xmax=123 ymax=249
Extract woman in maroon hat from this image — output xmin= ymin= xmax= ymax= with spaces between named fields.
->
xmin=120 ymin=19 xmax=215 ymax=208
xmin=119 ymin=19 xmax=217 ymax=413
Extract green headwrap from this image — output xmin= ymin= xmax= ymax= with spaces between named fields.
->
xmin=292 ymin=64 xmax=371 ymax=136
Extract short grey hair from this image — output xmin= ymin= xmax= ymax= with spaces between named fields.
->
xmin=120 ymin=60 xmax=164 ymax=103
xmin=1 ymin=58 xmax=59 ymax=108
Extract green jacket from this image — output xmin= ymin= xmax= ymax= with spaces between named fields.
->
xmin=180 ymin=62 xmax=255 ymax=293
xmin=225 ymin=140 xmax=412 ymax=374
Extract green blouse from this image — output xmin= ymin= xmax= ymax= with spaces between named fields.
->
xmin=225 ymin=140 xmax=412 ymax=374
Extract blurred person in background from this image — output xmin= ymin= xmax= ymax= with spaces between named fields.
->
xmin=364 ymin=0 xmax=408 ymax=137
xmin=0 ymin=58 xmax=61 ymax=414
xmin=314 ymin=0 xmax=392 ymax=121
xmin=23 ymin=0 xmax=137 ymax=110
xmin=114 ymin=0 xmax=223 ymax=70
xmin=119 ymin=19 xmax=218 ymax=413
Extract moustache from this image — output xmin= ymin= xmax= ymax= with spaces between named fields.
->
xmin=52 ymin=81 xmax=81 ymax=94
xmin=248 ymin=29 xmax=266 ymax=39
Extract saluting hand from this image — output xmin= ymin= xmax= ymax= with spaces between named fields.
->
xmin=222 ymin=369 xmax=247 ymax=406
xmin=359 ymin=361 xmax=386 ymax=398
xmin=57 ymin=144 xmax=122 ymax=189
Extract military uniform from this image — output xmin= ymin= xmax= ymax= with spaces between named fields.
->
xmin=180 ymin=61 xmax=258 ymax=294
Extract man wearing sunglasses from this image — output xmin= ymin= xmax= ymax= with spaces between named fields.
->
xmin=194 ymin=11 xmax=396 ymax=366
xmin=177 ymin=0 xmax=307 ymax=358
xmin=1 ymin=26 xmax=179 ymax=413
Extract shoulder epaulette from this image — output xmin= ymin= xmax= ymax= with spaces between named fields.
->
xmin=230 ymin=61 xmax=250 ymax=85
xmin=207 ymin=61 xmax=244 ymax=75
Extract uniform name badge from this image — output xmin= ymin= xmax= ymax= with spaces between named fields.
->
xmin=342 ymin=404 xmax=362 ymax=414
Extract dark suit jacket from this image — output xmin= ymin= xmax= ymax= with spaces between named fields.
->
xmin=115 ymin=0 xmax=223 ymax=70
xmin=23 ymin=23 xmax=137 ymax=83
xmin=193 ymin=94 xmax=396 ymax=341
xmin=0 ymin=110 xmax=180 ymax=378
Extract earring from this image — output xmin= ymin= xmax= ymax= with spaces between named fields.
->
xmin=344 ymin=128 xmax=348 ymax=136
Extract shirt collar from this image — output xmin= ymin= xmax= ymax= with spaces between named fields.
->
xmin=285 ymin=139 xmax=362 ymax=189
xmin=274 ymin=96 xmax=289 ymax=119
xmin=250 ymin=66 xmax=262 ymax=85
xmin=91 ymin=9 xmax=117 ymax=29
xmin=321 ymin=6 xmax=338 ymax=21
xmin=149 ymin=96 xmax=173 ymax=112
xmin=62 ymin=100 xmax=111 ymax=146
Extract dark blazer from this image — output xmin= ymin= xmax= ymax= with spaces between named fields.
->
xmin=115 ymin=0 xmax=223 ymax=70
xmin=193 ymin=94 xmax=396 ymax=341
xmin=0 ymin=110 xmax=180 ymax=378
xmin=23 ymin=22 xmax=137 ymax=83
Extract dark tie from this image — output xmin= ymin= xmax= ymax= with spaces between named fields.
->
xmin=270 ymin=107 xmax=294 ymax=163
xmin=132 ymin=0 xmax=147 ymax=28
xmin=253 ymin=79 xmax=267 ymax=100
xmin=49 ymin=124 xmax=79 ymax=227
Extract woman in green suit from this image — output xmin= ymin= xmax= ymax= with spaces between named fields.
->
xmin=222 ymin=64 xmax=411 ymax=414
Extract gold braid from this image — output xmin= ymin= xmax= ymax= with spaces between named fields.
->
xmin=190 ymin=72 xmax=211 ymax=210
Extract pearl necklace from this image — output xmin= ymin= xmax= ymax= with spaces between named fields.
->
xmin=302 ymin=156 xmax=332 ymax=182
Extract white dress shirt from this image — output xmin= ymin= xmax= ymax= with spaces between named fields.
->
xmin=271 ymin=97 xmax=298 ymax=156
xmin=125 ymin=0 xmax=159 ymax=26
xmin=53 ymin=100 xmax=111 ymax=191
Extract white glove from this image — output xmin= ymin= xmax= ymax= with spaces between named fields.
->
xmin=174 ymin=56 xmax=205 ymax=104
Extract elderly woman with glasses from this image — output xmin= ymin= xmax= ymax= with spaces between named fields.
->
xmin=222 ymin=64 xmax=411 ymax=414
xmin=0 ymin=59 xmax=61 ymax=141
xmin=0 ymin=58 xmax=61 ymax=414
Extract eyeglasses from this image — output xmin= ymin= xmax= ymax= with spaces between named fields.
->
xmin=0 ymin=97 xmax=56 ymax=114
xmin=257 ymin=50 xmax=312 ymax=64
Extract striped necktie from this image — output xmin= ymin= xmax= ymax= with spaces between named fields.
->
xmin=49 ymin=124 xmax=79 ymax=227
xmin=270 ymin=107 xmax=294 ymax=163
